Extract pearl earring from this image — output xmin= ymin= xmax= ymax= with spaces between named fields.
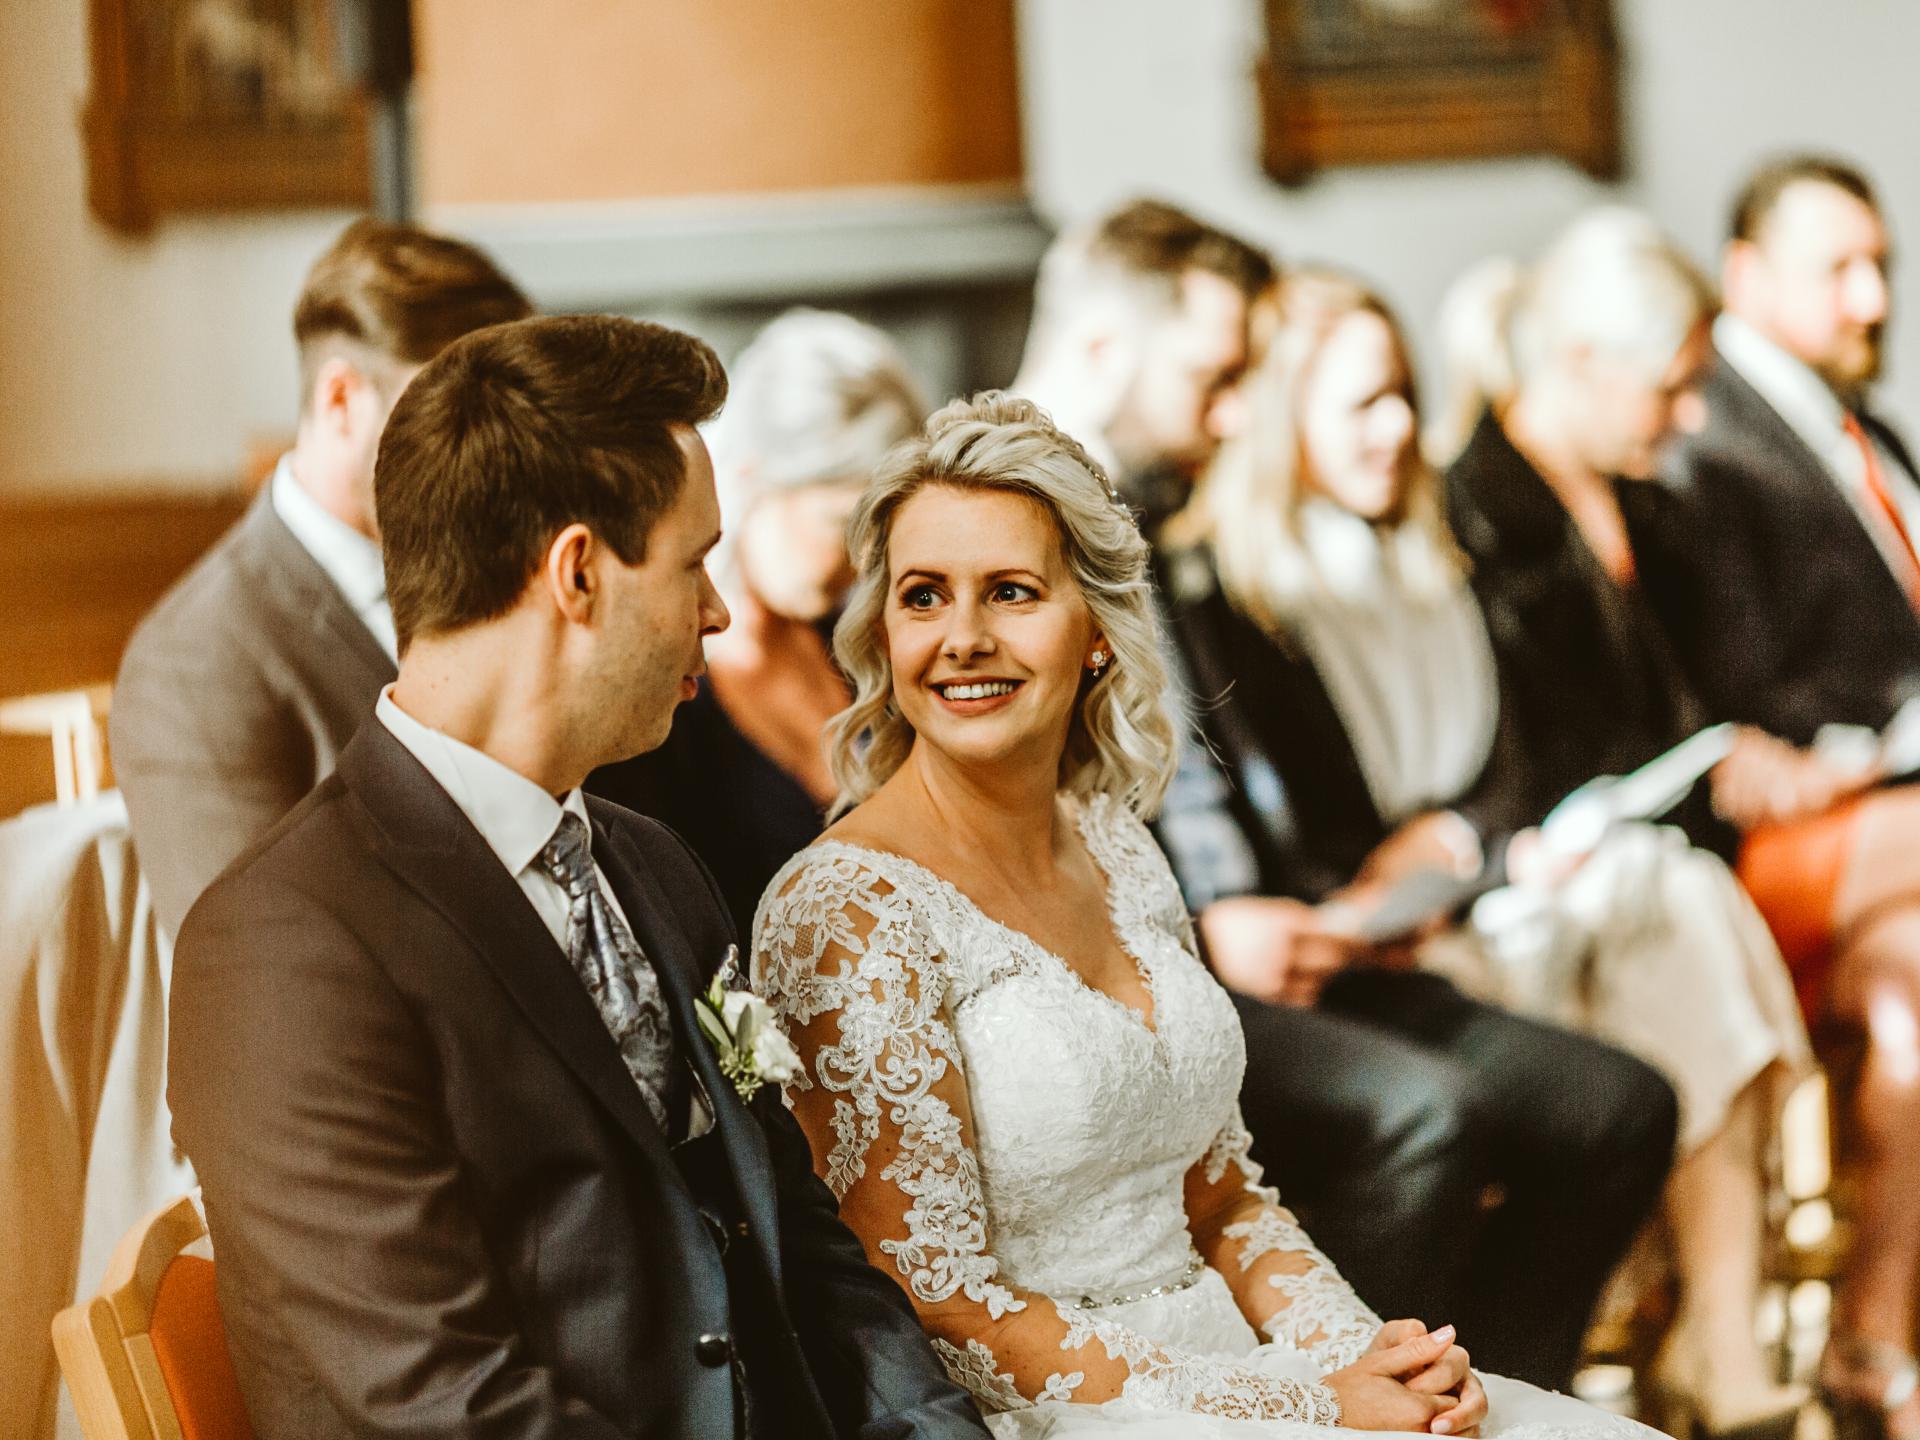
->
xmin=1090 ymin=650 xmax=1110 ymax=671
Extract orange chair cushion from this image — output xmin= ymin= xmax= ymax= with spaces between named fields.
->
xmin=148 ymin=1256 xmax=254 ymax=1440
xmin=1737 ymin=797 xmax=1863 ymax=1021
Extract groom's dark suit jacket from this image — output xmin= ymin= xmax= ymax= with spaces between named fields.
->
xmin=169 ymin=719 xmax=988 ymax=1440
xmin=114 ymin=489 xmax=397 ymax=937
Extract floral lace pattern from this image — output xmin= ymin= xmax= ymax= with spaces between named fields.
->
xmin=753 ymin=794 xmax=1378 ymax=1425
xmin=1061 ymin=1309 xmax=1344 ymax=1425
xmin=1204 ymin=1115 xmax=1272 ymax=1191
xmin=1231 ymin=1213 xmax=1379 ymax=1371
xmin=933 ymin=1337 xmax=1083 ymax=1413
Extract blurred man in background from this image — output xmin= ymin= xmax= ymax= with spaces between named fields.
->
xmin=1647 ymin=157 xmax=1920 ymax=1428
xmin=1655 ymin=156 xmax=1917 ymax=760
xmin=113 ymin=218 xmax=531 ymax=936
xmin=1013 ymin=196 xmax=1270 ymax=533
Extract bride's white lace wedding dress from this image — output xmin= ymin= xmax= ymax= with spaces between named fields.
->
xmin=753 ymin=792 xmax=1659 ymax=1439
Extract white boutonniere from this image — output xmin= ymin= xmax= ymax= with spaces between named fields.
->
xmin=696 ymin=945 xmax=801 ymax=1104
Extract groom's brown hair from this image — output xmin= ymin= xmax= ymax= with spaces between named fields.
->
xmin=375 ymin=314 xmax=727 ymax=651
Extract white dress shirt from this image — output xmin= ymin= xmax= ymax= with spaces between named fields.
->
xmin=272 ymin=454 xmax=399 ymax=661
xmin=374 ymin=686 xmax=712 ymax=1134
xmin=1714 ymin=314 xmax=1920 ymax=581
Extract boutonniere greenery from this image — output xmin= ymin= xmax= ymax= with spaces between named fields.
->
xmin=696 ymin=945 xmax=802 ymax=1104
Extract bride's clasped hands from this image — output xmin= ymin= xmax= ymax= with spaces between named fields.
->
xmin=750 ymin=393 xmax=1653 ymax=1439
xmin=1327 ymin=1322 xmax=1484 ymax=1435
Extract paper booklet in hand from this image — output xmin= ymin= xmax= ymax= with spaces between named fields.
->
xmin=1335 ymin=723 xmax=1739 ymax=945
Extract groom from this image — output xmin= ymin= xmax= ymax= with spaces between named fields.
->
xmin=169 ymin=316 xmax=991 ymax=1440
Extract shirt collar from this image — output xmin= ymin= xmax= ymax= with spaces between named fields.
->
xmin=374 ymin=685 xmax=588 ymax=880
xmin=271 ymin=454 xmax=391 ymax=626
xmin=1714 ymin=313 xmax=1851 ymax=455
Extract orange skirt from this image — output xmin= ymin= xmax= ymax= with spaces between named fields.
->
xmin=1736 ymin=797 xmax=1865 ymax=1020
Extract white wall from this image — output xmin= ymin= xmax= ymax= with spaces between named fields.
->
xmin=1016 ymin=0 xmax=1920 ymax=434
xmin=0 ymin=0 xmax=351 ymax=497
xmin=5 ymin=0 xmax=1918 ymax=497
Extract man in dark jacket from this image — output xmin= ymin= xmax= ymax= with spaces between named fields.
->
xmin=1651 ymin=156 xmax=1920 ymax=749
xmin=169 ymin=315 xmax=991 ymax=1440
xmin=1645 ymin=158 xmax=1920 ymax=1421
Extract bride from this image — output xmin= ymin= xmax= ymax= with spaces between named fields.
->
xmin=752 ymin=393 xmax=1654 ymax=1437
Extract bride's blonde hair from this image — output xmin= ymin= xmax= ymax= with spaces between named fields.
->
xmin=827 ymin=391 xmax=1177 ymax=820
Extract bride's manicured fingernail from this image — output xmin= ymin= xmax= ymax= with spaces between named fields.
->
xmin=1431 ymin=1324 xmax=1456 ymax=1344
xmin=1434 ymin=1421 xmax=1453 ymax=1435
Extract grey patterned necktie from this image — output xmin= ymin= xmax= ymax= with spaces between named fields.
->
xmin=535 ymin=811 xmax=678 ymax=1133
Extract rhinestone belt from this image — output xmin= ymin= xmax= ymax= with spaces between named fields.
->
xmin=1070 ymin=1250 xmax=1206 ymax=1310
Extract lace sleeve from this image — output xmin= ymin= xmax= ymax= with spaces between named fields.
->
xmin=1187 ymin=1110 xmax=1383 ymax=1373
xmin=753 ymin=851 xmax=1344 ymax=1425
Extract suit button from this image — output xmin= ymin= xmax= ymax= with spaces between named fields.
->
xmin=695 ymin=1332 xmax=732 ymax=1367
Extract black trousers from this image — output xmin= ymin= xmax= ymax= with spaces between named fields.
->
xmin=1234 ymin=970 xmax=1677 ymax=1389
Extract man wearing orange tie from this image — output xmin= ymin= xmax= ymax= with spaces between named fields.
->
xmin=1643 ymin=155 xmax=1920 ymax=1433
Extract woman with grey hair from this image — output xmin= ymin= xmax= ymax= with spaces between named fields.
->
xmin=751 ymin=391 xmax=1658 ymax=1438
xmin=1424 ymin=255 xmax=1523 ymax=469
xmin=588 ymin=308 xmax=926 ymax=937
xmin=1449 ymin=209 xmax=1813 ymax=1440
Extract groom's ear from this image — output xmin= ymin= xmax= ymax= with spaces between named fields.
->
xmin=542 ymin=522 xmax=599 ymax=624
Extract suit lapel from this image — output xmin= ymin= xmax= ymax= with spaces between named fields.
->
xmin=314 ymin=598 xmax=397 ymax=696
xmin=1864 ymin=409 xmax=1920 ymax=486
xmin=592 ymin=815 xmax=783 ymax=1285
xmin=244 ymin=494 xmax=397 ymax=696
xmin=1709 ymin=356 xmax=1837 ymax=495
xmin=1710 ymin=355 xmax=1920 ymax=613
xmin=337 ymin=724 xmax=676 ymax=1169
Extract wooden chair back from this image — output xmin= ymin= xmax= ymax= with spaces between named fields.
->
xmin=52 ymin=1192 xmax=252 ymax=1440
xmin=0 ymin=685 xmax=111 ymax=807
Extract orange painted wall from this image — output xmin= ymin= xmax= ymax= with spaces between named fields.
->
xmin=414 ymin=0 xmax=1024 ymax=205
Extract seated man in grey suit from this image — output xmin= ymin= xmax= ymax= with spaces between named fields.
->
xmin=168 ymin=315 xmax=992 ymax=1440
xmin=112 ymin=217 xmax=532 ymax=936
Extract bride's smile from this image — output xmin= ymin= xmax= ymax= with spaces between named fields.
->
xmin=931 ymin=677 xmax=1024 ymax=713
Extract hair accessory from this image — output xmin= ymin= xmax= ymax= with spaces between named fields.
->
xmin=1053 ymin=417 xmax=1137 ymax=527
xmin=1102 ymin=481 xmax=1143 ymax=535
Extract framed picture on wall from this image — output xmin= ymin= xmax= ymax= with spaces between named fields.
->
xmin=83 ymin=0 xmax=371 ymax=233
xmin=1259 ymin=0 xmax=1621 ymax=185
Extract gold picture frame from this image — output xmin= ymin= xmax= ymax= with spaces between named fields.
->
xmin=83 ymin=0 xmax=371 ymax=233
xmin=1260 ymin=0 xmax=1621 ymax=186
